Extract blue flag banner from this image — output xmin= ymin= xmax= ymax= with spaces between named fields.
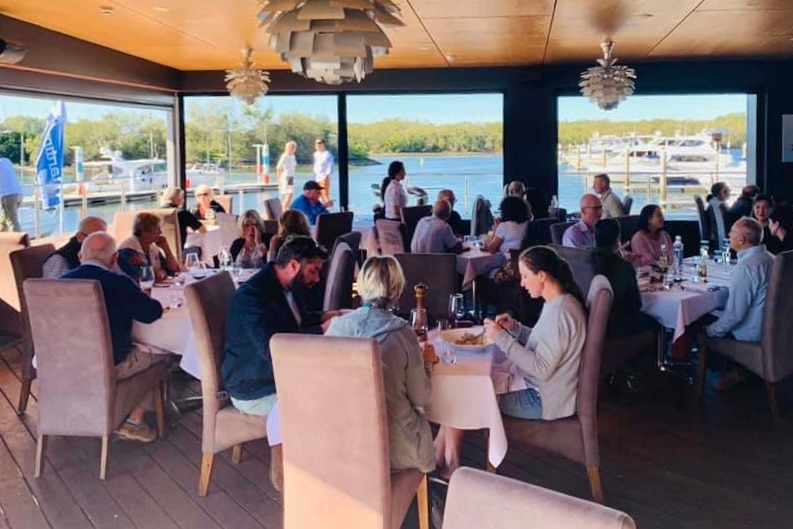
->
xmin=35 ymin=102 xmax=67 ymax=209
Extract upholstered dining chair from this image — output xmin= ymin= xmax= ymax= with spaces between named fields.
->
xmin=25 ymin=279 xmax=169 ymax=480
xmin=183 ymin=272 xmax=268 ymax=496
xmin=443 ymin=468 xmax=636 ymax=529
xmin=0 ymin=232 xmax=29 ymax=356
xmin=402 ymin=204 xmax=432 ymax=249
xmin=501 ymin=275 xmax=613 ymax=502
xmin=523 ymin=217 xmax=557 ymax=246
xmin=550 ymin=221 xmax=576 ymax=245
xmin=213 ymin=194 xmax=233 ymax=215
xmin=271 ymin=334 xmax=429 ymax=529
xmin=698 ymin=250 xmax=793 ymax=421
xmin=148 ymin=208 xmax=183 ymax=265
xmin=394 ymin=253 xmax=456 ymax=321
xmin=9 ymin=243 xmax=55 ymax=414
xmin=551 ymin=244 xmax=595 ymax=296
xmin=615 ymin=215 xmax=640 ymax=243
xmin=214 ymin=212 xmax=240 ymax=250
xmin=323 ymin=241 xmax=355 ymax=311
xmin=375 ymin=219 xmax=405 ymax=256
xmin=263 ymin=197 xmax=283 ymax=221
xmin=622 ymin=195 xmax=634 ymax=216
xmin=693 ymin=195 xmax=711 ymax=244
xmin=315 ymin=211 xmax=354 ymax=252
xmin=333 ymin=230 xmax=362 ymax=267
xmin=109 ymin=210 xmax=137 ymax=243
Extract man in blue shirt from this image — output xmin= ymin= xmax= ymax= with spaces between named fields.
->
xmin=0 ymin=157 xmax=22 ymax=232
xmin=290 ymin=181 xmax=329 ymax=225
xmin=706 ymin=216 xmax=774 ymax=390
xmin=62 ymin=231 xmax=165 ymax=442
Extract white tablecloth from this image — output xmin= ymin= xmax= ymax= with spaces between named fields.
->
xmin=185 ymin=226 xmax=222 ymax=265
xmin=456 ymin=248 xmax=505 ymax=290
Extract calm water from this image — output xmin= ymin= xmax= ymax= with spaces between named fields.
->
xmin=20 ymin=153 xmax=731 ymax=238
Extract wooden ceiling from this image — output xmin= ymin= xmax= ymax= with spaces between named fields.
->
xmin=4 ymin=0 xmax=793 ymax=71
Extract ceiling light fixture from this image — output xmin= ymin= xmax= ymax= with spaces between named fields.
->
xmin=579 ymin=40 xmax=636 ymax=111
xmin=225 ymin=48 xmax=271 ymax=105
xmin=257 ymin=0 xmax=404 ymax=85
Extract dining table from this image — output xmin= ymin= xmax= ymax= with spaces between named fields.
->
xmin=184 ymin=224 xmax=222 ymax=266
xmin=456 ymin=247 xmax=505 ymax=315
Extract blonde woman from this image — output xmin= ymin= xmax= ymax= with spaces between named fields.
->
xmin=325 ymin=256 xmax=435 ymax=473
xmin=277 ymin=141 xmax=297 ymax=210
xmin=267 ymin=209 xmax=311 ymax=262
xmin=191 ymin=184 xmax=226 ymax=220
xmin=230 ymin=210 xmax=268 ymax=269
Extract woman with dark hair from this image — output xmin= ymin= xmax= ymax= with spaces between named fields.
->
xmin=484 ymin=196 xmax=530 ymax=255
xmin=707 ymin=182 xmax=731 ymax=243
xmin=768 ymin=204 xmax=793 ymax=254
xmin=752 ymin=194 xmax=776 ymax=252
xmin=434 ymin=246 xmax=587 ymax=477
xmin=382 ymin=160 xmax=408 ymax=222
xmin=267 ymin=209 xmax=311 ymax=262
xmin=630 ymin=204 xmax=674 ymax=267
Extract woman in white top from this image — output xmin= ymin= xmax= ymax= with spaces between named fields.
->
xmin=434 ymin=246 xmax=587 ymax=478
xmin=383 ymin=161 xmax=408 ymax=222
xmin=277 ymin=141 xmax=297 ymax=210
xmin=484 ymin=196 xmax=531 ymax=255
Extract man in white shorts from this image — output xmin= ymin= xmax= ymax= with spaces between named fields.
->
xmin=312 ymin=138 xmax=334 ymax=206
xmin=276 ymin=140 xmax=297 ymax=210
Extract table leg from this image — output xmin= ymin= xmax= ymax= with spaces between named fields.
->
xmin=656 ymin=327 xmax=694 ymax=385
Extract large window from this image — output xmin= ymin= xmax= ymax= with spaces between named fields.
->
xmin=0 ymin=93 xmax=174 ymax=238
xmin=184 ymin=95 xmax=338 ymax=213
xmin=346 ymin=94 xmax=503 ymax=222
xmin=557 ymin=94 xmax=753 ymax=216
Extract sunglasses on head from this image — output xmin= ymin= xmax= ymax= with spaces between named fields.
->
xmin=197 ymin=193 xmax=208 ymax=197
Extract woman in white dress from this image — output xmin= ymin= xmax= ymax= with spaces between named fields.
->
xmin=277 ymin=141 xmax=297 ymax=210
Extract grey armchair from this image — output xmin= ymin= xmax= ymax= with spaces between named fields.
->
xmin=323 ymin=241 xmax=355 ymax=311
xmin=698 ymin=250 xmax=793 ymax=420
xmin=550 ymin=221 xmax=576 ymax=245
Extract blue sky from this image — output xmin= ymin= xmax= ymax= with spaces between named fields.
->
xmin=0 ymin=92 xmax=747 ymax=127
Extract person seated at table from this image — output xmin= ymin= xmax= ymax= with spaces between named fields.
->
xmin=728 ymin=185 xmax=760 ymax=226
xmin=267 ymin=209 xmax=311 ymax=262
xmin=768 ymin=204 xmax=793 ymax=254
xmin=383 ymin=160 xmax=408 ymax=222
xmin=230 ymin=209 xmax=268 ymax=268
xmin=524 ymin=186 xmax=550 ymax=220
xmin=222 ymin=236 xmax=341 ymax=491
xmin=630 ymin=204 xmax=674 ymax=268
xmin=707 ymin=182 xmax=731 ymax=243
xmin=484 ymin=196 xmax=530 ymax=256
xmin=42 ymin=215 xmax=107 ymax=278
xmin=704 ymin=217 xmax=774 ymax=391
xmin=593 ymin=219 xmax=657 ymax=339
xmin=63 ymin=231 xmax=165 ymax=442
xmin=117 ymin=212 xmax=180 ymax=282
xmin=434 ymin=246 xmax=587 ymax=477
xmin=592 ymin=173 xmax=625 ymax=219
xmin=562 ymin=194 xmax=602 ymax=248
xmin=160 ymin=187 xmax=205 ymax=248
xmin=290 ymin=181 xmax=329 ymax=225
xmin=505 ymin=180 xmax=526 ymax=199
xmin=437 ymin=189 xmax=465 ymax=236
xmin=752 ymin=194 xmax=775 ymax=253
xmin=411 ymin=199 xmax=463 ymax=254
xmin=325 ymin=256 xmax=434 ymax=473
xmin=191 ymin=184 xmax=226 ymax=221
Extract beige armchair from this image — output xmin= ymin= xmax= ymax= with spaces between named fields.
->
xmin=444 ymin=467 xmax=636 ymax=529
xmin=213 ymin=194 xmax=233 ymax=215
xmin=698 ymin=250 xmax=793 ymax=420
xmin=25 ymin=279 xmax=169 ymax=480
xmin=501 ymin=275 xmax=613 ymax=502
xmin=183 ymin=272 xmax=268 ymax=496
xmin=271 ymin=334 xmax=429 ymax=529
xmin=9 ymin=243 xmax=55 ymax=414
xmin=0 ymin=232 xmax=29 ymax=357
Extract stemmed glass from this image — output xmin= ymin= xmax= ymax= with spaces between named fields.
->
xmin=448 ymin=293 xmax=465 ymax=328
xmin=139 ymin=265 xmax=154 ymax=293
xmin=218 ymin=245 xmax=231 ymax=271
xmin=410 ymin=308 xmax=428 ymax=342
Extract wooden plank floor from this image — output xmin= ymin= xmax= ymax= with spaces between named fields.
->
xmin=0 ymin=346 xmax=790 ymax=529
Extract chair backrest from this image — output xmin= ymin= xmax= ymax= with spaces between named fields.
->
xmin=10 ymin=244 xmax=55 ymax=378
xmin=147 ymin=208 xmax=183 ymax=264
xmin=183 ymin=272 xmax=236 ymax=453
xmin=271 ymin=334 xmax=391 ymax=529
xmin=550 ymin=244 xmax=595 ymax=295
xmin=315 ymin=211 xmax=354 ymax=252
xmin=694 ymin=195 xmax=711 ymax=242
xmin=263 ymin=197 xmax=283 ymax=221
xmin=402 ymin=205 xmax=432 ymax=249
xmin=333 ymin=231 xmax=362 ymax=267
xmin=444 ymin=467 xmax=635 ymax=529
xmin=708 ymin=201 xmax=728 ymax=250
xmin=664 ymin=220 xmax=701 ymax=257
xmin=214 ymin=194 xmax=233 ymax=215
xmin=577 ymin=275 xmax=613 ymax=465
xmin=550 ymin=221 xmax=576 ymax=245
xmin=263 ymin=219 xmax=279 ymax=236
xmin=470 ymin=196 xmax=494 ymax=236
xmin=323 ymin=241 xmax=355 ymax=311
xmin=622 ymin=195 xmax=633 ymax=215
xmin=615 ymin=215 xmax=640 ymax=243
xmin=524 ymin=218 xmax=557 ymax=247
xmin=109 ymin=211 xmax=137 ymax=243
xmin=394 ymin=253 xmax=457 ymax=320
xmin=24 ymin=279 xmax=115 ymax=436
xmin=375 ymin=219 xmax=404 ymax=256
xmin=0 ymin=232 xmax=30 ymax=314
xmin=761 ymin=251 xmax=793 ymax=381
xmin=215 ymin=212 xmax=240 ymax=250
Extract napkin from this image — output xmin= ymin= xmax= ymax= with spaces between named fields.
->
xmin=682 ymin=281 xmax=721 ymax=293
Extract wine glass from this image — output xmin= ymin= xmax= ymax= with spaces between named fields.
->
xmin=448 ymin=293 xmax=464 ymax=328
xmin=218 ymin=245 xmax=231 ymax=270
xmin=185 ymin=252 xmax=199 ymax=273
xmin=410 ymin=308 xmax=428 ymax=342
xmin=139 ymin=266 xmax=155 ymax=293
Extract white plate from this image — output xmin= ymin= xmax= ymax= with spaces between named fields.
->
xmin=439 ymin=326 xmax=493 ymax=353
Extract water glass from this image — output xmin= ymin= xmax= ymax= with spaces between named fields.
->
xmin=410 ymin=308 xmax=428 ymax=342
xmin=699 ymin=239 xmax=710 ymax=256
xmin=722 ymin=248 xmax=732 ymax=265
xmin=436 ymin=320 xmax=457 ymax=365
xmin=218 ymin=245 xmax=231 ymax=270
xmin=169 ymin=293 xmax=183 ymax=309
xmin=139 ymin=266 xmax=154 ymax=293
xmin=448 ymin=293 xmax=465 ymax=327
xmin=174 ymin=273 xmax=186 ymax=287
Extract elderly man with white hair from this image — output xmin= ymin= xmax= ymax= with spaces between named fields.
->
xmin=411 ymin=199 xmax=463 ymax=254
xmin=42 ymin=216 xmax=108 ymax=278
xmin=61 ymin=231 xmax=165 ymax=442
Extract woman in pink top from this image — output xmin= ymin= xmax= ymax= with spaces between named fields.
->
xmin=630 ymin=204 xmax=674 ymax=267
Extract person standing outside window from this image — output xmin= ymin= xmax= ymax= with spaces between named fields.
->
xmin=312 ymin=138 xmax=334 ymax=207
xmin=277 ymin=141 xmax=297 ymax=211
xmin=0 ymin=157 xmax=22 ymax=232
